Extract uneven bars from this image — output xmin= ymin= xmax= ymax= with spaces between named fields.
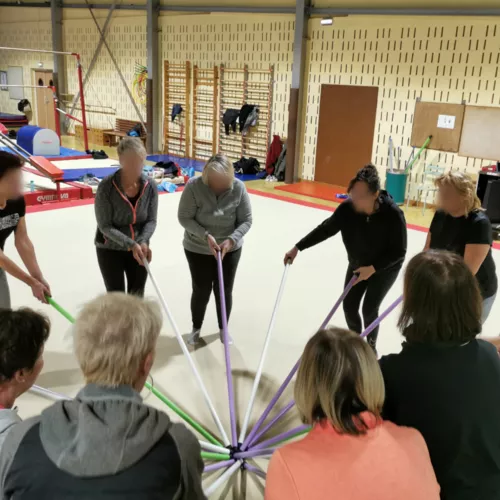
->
xmin=241 ymin=275 xmax=358 ymax=450
xmin=216 ymin=252 xmax=238 ymax=446
xmin=238 ymin=264 xmax=290 ymax=443
xmin=57 ymin=108 xmax=85 ymax=125
xmin=144 ymin=259 xmax=230 ymax=445
xmin=0 ymin=46 xmax=89 ymax=149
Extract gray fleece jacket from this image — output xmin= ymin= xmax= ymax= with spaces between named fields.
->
xmin=0 ymin=409 xmax=21 ymax=454
xmin=95 ymin=170 xmax=159 ymax=251
xmin=178 ymin=176 xmax=253 ymax=255
xmin=0 ymin=384 xmax=205 ymax=500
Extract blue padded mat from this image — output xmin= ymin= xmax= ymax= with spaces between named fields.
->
xmin=235 ymin=171 xmax=267 ymax=182
xmin=147 ymin=154 xmax=205 ymax=172
xmin=62 ymin=166 xmax=120 ymax=182
xmin=0 ymin=145 xmax=88 ymax=158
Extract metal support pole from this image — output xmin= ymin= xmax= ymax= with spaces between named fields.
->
xmin=285 ymin=0 xmax=309 ymax=184
xmin=76 ymin=55 xmax=89 ymax=151
xmin=50 ymin=86 xmax=61 ymax=140
xmin=67 ymin=0 xmax=117 ymax=126
xmin=51 ymin=0 xmax=67 ymax=134
xmin=146 ymin=0 xmax=160 ymax=153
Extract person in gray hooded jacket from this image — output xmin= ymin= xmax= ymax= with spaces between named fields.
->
xmin=0 ymin=293 xmax=205 ymax=500
xmin=0 ymin=308 xmax=49 ymax=453
xmin=95 ymin=137 xmax=158 ymax=297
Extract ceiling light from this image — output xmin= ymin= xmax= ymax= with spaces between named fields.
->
xmin=321 ymin=17 xmax=333 ymax=26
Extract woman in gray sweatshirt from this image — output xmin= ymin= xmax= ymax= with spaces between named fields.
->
xmin=178 ymin=154 xmax=253 ymax=345
xmin=94 ymin=138 xmax=158 ymax=297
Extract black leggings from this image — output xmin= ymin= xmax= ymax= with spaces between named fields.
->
xmin=96 ymin=247 xmax=148 ymax=297
xmin=185 ymin=248 xmax=242 ymax=330
xmin=343 ymin=264 xmax=401 ymax=348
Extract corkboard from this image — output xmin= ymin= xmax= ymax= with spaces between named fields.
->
xmin=459 ymin=106 xmax=500 ymax=161
xmin=411 ymin=101 xmax=465 ymax=152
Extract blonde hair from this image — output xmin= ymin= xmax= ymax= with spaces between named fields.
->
xmin=117 ymin=137 xmax=147 ymax=160
xmin=435 ymin=171 xmax=481 ymax=216
xmin=202 ymin=153 xmax=234 ymax=185
xmin=295 ymin=328 xmax=385 ymax=435
xmin=74 ymin=293 xmax=162 ymax=387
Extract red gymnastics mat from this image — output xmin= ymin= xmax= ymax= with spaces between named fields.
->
xmin=275 ymin=180 xmax=347 ymax=202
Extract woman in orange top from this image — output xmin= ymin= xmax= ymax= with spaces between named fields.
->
xmin=265 ymin=327 xmax=440 ymax=500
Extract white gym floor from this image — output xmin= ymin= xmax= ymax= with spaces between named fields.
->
xmin=9 ymin=191 xmax=500 ymax=498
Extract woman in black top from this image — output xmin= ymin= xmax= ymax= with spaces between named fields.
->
xmin=380 ymin=250 xmax=500 ymax=500
xmin=285 ymin=165 xmax=407 ymax=349
xmin=425 ymin=171 xmax=497 ymax=323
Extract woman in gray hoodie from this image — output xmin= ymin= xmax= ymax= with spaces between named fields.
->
xmin=94 ymin=137 xmax=158 ymax=297
xmin=178 ymin=154 xmax=252 ymax=345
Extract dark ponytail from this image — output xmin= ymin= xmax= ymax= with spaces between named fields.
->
xmin=347 ymin=164 xmax=380 ymax=194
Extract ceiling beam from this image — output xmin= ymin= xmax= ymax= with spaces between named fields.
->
xmin=2 ymin=2 xmax=500 ymax=17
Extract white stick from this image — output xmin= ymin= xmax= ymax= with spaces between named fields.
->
xmin=238 ymin=264 xmax=290 ymax=443
xmin=204 ymin=460 xmax=241 ymax=497
xmin=30 ymin=385 xmax=71 ymax=401
xmin=144 ymin=259 xmax=230 ymax=445
xmin=199 ymin=440 xmax=230 ymax=454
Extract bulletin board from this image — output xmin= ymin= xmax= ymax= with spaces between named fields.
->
xmin=7 ymin=66 xmax=24 ymax=100
xmin=459 ymin=106 xmax=500 ymax=161
xmin=411 ymin=101 xmax=465 ymax=152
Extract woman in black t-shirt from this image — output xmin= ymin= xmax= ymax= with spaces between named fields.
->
xmin=425 ymin=171 xmax=497 ymax=323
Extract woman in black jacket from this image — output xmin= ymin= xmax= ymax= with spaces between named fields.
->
xmin=285 ymin=165 xmax=407 ymax=349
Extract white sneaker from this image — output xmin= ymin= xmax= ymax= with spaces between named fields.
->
xmin=219 ymin=329 xmax=234 ymax=346
xmin=188 ymin=329 xmax=201 ymax=345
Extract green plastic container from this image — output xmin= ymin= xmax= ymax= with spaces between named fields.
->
xmin=385 ymin=171 xmax=408 ymax=205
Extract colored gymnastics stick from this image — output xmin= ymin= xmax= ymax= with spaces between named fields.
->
xmin=404 ymin=135 xmax=432 ymax=174
xmin=47 ymin=297 xmax=75 ymax=323
xmin=251 ymin=424 xmax=310 ymax=451
xmin=216 ymin=252 xmax=238 ymax=447
xmin=201 ymin=451 xmax=231 ymax=461
xmin=147 ymin=384 xmax=224 ymax=447
xmin=234 ymin=448 xmax=275 ymax=460
xmin=30 ymin=384 xmax=71 ymax=401
xmin=239 ymin=264 xmax=291 ymax=443
xmin=242 ymin=275 xmax=357 ymax=450
xmin=204 ymin=460 xmax=235 ymax=474
xmin=360 ymin=295 xmax=403 ymax=339
xmin=144 ymin=259 xmax=230 ymax=445
xmin=204 ymin=460 xmax=241 ymax=497
xmin=247 ymin=399 xmax=295 ymax=448
xmin=244 ymin=462 xmax=267 ymax=480
xmin=48 ymin=292 xmax=226 ymax=448
xmin=199 ymin=441 xmax=231 ymax=455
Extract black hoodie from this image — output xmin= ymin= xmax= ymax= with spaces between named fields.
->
xmin=296 ymin=191 xmax=407 ymax=271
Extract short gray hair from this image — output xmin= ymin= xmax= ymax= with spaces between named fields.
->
xmin=202 ymin=153 xmax=234 ymax=185
xmin=74 ymin=293 xmax=162 ymax=387
xmin=117 ymin=137 xmax=147 ymax=159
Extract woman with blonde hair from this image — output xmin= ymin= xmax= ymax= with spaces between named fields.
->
xmin=265 ymin=328 xmax=439 ymax=500
xmin=425 ymin=171 xmax=497 ymax=322
xmin=178 ymin=153 xmax=252 ymax=345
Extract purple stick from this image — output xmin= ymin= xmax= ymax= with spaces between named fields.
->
xmin=360 ymin=295 xmax=403 ymax=339
xmin=204 ymin=459 xmax=235 ymax=473
xmin=216 ymin=252 xmax=238 ymax=446
xmin=244 ymin=462 xmax=267 ymax=480
xmin=247 ymin=399 xmax=295 ymax=448
xmin=242 ymin=276 xmax=357 ymax=450
xmin=252 ymin=424 xmax=310 ymax=451
xmin=234 ymin=447 xmax=276 ymax=460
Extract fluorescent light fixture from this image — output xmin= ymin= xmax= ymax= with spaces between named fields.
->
xmin=321 ymin=17 xmax=333 ymax=26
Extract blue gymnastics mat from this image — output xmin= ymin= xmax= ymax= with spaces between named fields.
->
xmin=0 ymin=145 xmax=88 ymax=159
xmin=147 ymin=154 xmax=205 ymax=172
xmin=62 ymin=166 xmax=120 ymax=182
xmin=235 ymin=171 xmax=267 ymax=182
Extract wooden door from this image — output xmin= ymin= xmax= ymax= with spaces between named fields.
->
xmin=34 ymin=70 xmax=56 ymax=132
xmin=314 ymin=84 xmax=378 ymax=188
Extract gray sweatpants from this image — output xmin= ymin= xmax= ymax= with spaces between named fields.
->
xmin=0 ymin=269 xmax=11 ymax=309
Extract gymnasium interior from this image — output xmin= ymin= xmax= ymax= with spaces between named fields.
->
xmin=1 ymin=0 xmax=500 ymax=497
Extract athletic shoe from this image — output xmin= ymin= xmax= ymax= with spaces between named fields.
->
xmin=188 ymin=329 xmax=201 ymax=345
xmin=219 ymin=329 xmax=234 ymax=346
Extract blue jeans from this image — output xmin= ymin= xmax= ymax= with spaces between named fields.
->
xmin=482 ymin=293 xmax=497 ymax=324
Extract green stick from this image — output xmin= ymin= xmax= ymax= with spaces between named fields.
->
xmin=201 ymin=451 xmax=231 ymax=461
xmin=145 ymin=382 xmax=224 ymax=447
xmin=404 ymin=135 xmax=432 ymax=174
xmin=47 ymin=296 xmax=224 ymax=448
xmin=47 ymin=297 xmax=76 ymax=324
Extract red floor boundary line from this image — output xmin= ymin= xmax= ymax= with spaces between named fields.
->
xmin=247 ymin=189 xmax=500 ymax=251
